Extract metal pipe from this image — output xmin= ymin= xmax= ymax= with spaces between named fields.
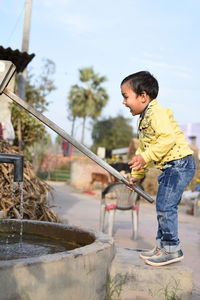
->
xmin=0 ymin=153 xmax=24 ymax=182
xmin=4 ymin=88 xmax=154 ymax=203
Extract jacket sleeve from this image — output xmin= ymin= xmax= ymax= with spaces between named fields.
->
xmin=141 ymin=109 xmax=176 ymax=164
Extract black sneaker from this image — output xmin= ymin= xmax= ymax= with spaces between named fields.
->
xmin=145 ymin=249 xmax=184 ymax=266
xmin=139 ymin=247 xmax=161 ymax=260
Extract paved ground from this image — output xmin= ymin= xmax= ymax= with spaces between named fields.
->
xmin=48 ymin=181 xmax=200 ymax=299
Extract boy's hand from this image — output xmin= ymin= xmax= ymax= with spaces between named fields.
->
xmin=128 ymin=154 xmax=146 ymax=171
xmin=129 ymin=177 xmax=142 ymax=186
xmin=127 ymin=176 xmax=142 ymax=190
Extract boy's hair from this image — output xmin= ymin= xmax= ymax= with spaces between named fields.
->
xmin=121 ymin=71 xmax=159 ymax=100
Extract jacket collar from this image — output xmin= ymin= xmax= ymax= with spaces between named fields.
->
xmin=148 ymin=98 xmax=157 ymax=107
xmin=138 ymin=98 xmax=157 ymax=129
xmin=140 ymin=98 xmax=157 ymax=118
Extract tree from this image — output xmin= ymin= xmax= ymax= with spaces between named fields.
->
xmin=29 ymin=133 xmax=52 ymax=171
xmin=91 ymin=115 xmax=134 ymax=152
xmin=55 ymin=134 xmax=63 ymax=145
xmin=67 ymin=67 xmax=109 ymax=144
xmin=25 ymin=59 xmax=56 ymax=112
xmin=11 ymin=59 xmax=56 ymax=156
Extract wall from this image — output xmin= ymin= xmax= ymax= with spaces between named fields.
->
xmin=70 ymin=156 xmax=110 ymax=189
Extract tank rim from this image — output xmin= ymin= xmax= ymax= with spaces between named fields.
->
xmin=0 ymin=219 xmax=114 ymax=268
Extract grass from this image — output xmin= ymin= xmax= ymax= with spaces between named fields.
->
xmin=105 ymin=273 xmax=129 ymax=300
xmin=149 ymin=277 xmax=182 ymax=300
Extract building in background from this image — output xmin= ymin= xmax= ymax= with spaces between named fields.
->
xmin=181 ymin=123 xmax=200 ymax=148
xmin=181 ymin=123 xmax=200 ymax=163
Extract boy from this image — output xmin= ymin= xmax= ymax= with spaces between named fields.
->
xmin=121 ymin=71 xmax=196 ymax=266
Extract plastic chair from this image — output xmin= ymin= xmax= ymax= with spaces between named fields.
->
xmin=193 ymin=193 xmax=200 ymax=217
xmin=99 ymin=182 xmax=140 ymax=239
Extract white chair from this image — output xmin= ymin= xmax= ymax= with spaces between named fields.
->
xmin=182 ymin=190 xmax=200 ymax=216
xmin=99 ymin=182 xmax=140 ymax=240
xmin=193 ymin=193 xmax=200 ymax=217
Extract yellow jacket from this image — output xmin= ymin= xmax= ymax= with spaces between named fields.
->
xmin=132 ymin=99 xmax=193 ymax=179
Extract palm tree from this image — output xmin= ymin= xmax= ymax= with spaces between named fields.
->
xmin=67 ymin=67 xmax=109 ymax=144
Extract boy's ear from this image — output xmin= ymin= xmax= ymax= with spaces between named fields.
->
xmin=141 ymin=91 xmax=148 ymax=103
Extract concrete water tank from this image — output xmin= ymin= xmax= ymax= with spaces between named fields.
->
xmin=0 ymin=219 xmax=115 ymax=300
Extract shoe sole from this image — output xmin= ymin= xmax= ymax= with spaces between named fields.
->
xmin=145 ymin=255 xmax=184 ymax=266
xmin=140 ymin=253 xmax=156 ymax=260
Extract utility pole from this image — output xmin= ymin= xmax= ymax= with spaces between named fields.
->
xmin=17 ymin=0 xmax=33 ymax=149
xmin=18 ymin=0 xmax=33 ymax=100
xmin=21 ymin=0 xmax=32 ymax=52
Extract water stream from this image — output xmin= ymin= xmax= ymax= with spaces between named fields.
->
xmin=18 ymin=181 xmax=24 ymax=241
xmin=11 ymin=181 xmax=24 ymax=240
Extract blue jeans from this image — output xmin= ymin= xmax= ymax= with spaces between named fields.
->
xmin=156 ymin=155 xmax=196 ymax=252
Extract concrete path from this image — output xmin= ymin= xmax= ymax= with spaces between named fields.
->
xmin=48 ymin=182 xmax=200 ymax=299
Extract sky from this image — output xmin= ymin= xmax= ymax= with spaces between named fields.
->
xmin=1 ymin=0 xmax=200 ymax=146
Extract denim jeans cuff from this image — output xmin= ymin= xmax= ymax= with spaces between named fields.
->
xmin=163 ymin=244 xmax=181 ymax=253
xmin=156 ymin=238 xmax=162 ymax=248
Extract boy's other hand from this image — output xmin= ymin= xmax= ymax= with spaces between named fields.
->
xmin=129 ymin=177 xmax=141 ymax=186
xmin=128 ymin=154 xmax=146 ymax=171
xmin=127 ymin=177 xmax=142 ymax=191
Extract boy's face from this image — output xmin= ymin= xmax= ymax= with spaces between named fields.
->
xmin=121 ymin=82 xmax=150 ymax=116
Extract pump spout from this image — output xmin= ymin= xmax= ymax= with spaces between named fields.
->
xmin=0 ymin=153 xmax=24 ymax=182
